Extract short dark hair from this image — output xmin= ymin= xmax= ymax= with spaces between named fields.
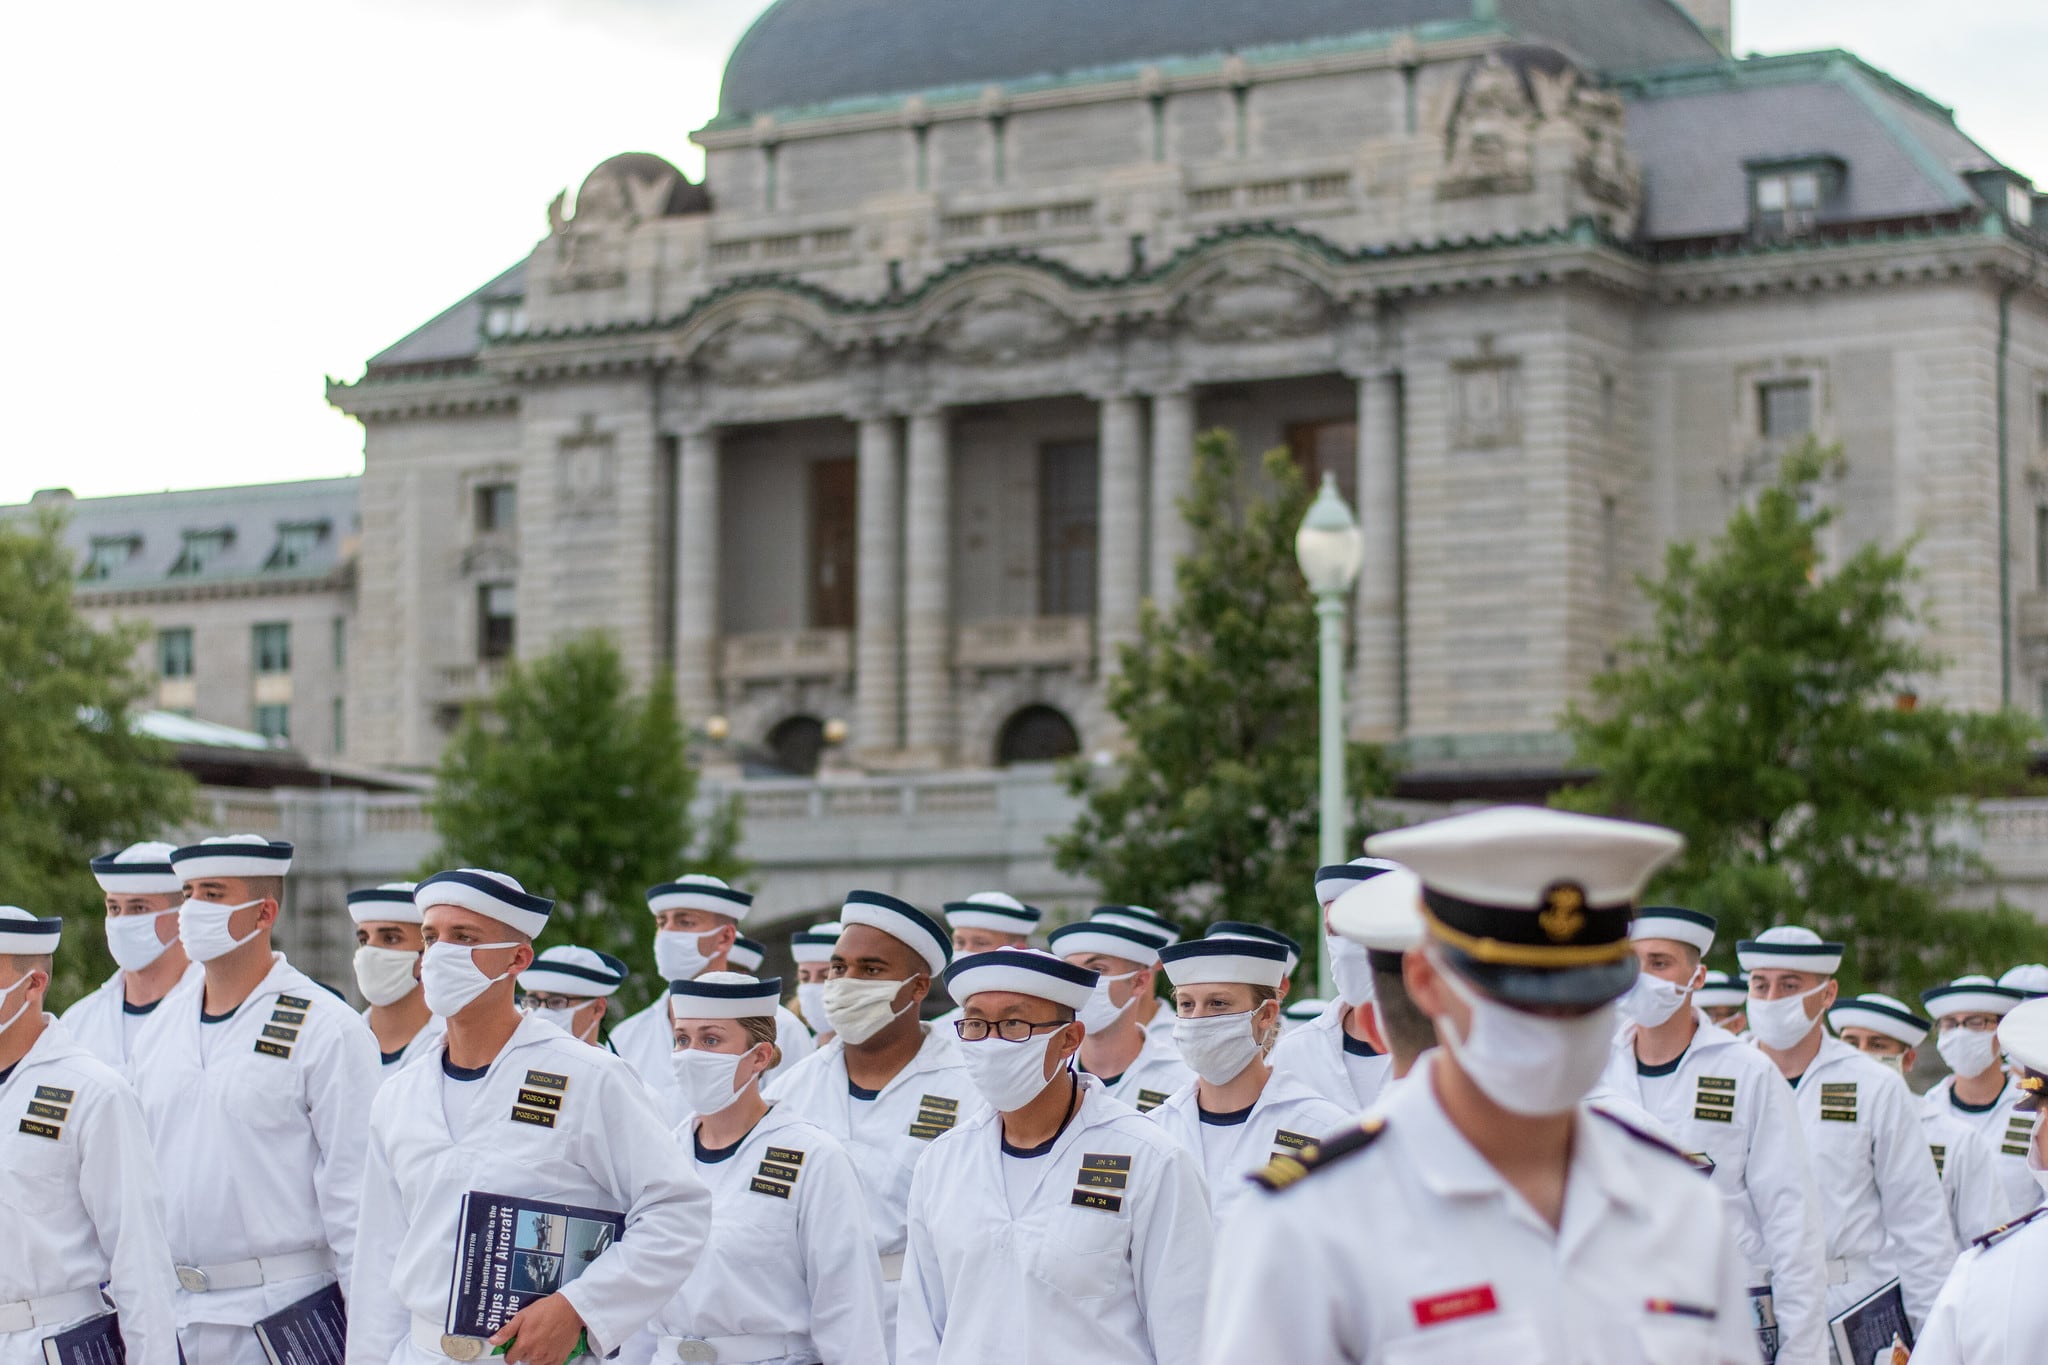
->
xmin=1371 ymin=960 xmax=1437 ymax=1065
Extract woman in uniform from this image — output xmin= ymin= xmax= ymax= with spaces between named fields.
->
xmin=638 ymin=973 xmax=887 ymax=1365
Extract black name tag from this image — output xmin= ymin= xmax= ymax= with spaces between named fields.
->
xmin=918 ymin=1094 xmax=959 ymax=1113
xmin=515 ymin=1088 xmax=563 ymax=1112
xmin=275 ymin=994 xmax=312 ymax=1010
xmin=269 ymin=1009 xmax=307 ymax=1026
xmin=1077 ymin=1168 xmax=1128 ymax=1190
xmin=18 ymin=1118 xmax=62 ymax=1140
xmin=254 ymin=1039 xmax=293 ymax=1059
xmin=1081 ymin=1152 xmax=1132 ymax=1172
xmin=1694 ymin=1106 xmax=1734 ymax=1124
xmin=1071 ymin=1189 xmax=1123 ymax=1213
xmin=260 ymin=1024 xmax=300 ymax=1042
xmin=1820 ymin=1108 xmax=1857 ymax=1123
xmin=764 ymin=1146 xmax=806 ymax=1166
xmin=509 ymin=1105 xmax=557 ymax=1128
xmin=907 ymin=1123 xmax=949 ymax=1141
xmin=758 ymin=1160 xmax=801 ymax=1183
xmin=1271 ymin=1130 xmax=1315 ymax=1151
xmin=523 ymin=1069 xmax=569 ymax=1092
xmin=1135 ymin=1089 xmax=1169 ymax=1111
xmin=749 ymin=1177 xmax=792 ymax=1199
xmin=25 ymin=1100 xmax=68 ymax=1121
xmin=33 ymin=1085 xmax=75 ymax=1104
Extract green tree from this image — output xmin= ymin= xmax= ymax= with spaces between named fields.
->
xmin=1557 ymin=441 xmax=2046 ymax=997
xmin=0 ymin=511 xmax=193 ymax=1008
xmin=427 ymin=633 xmax=743 ymax=1013
xmin=1054 ymin=432 xmax=1395 ymax=976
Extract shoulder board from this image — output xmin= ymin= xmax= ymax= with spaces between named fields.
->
xmin=1249 ymin=1117 xmax=1385 ymax=1193
xmin=1591 ymin=1108 xmax=1698 ymax=1168
xmin=1973 ymin=1205 xmax=2048 ymax=1254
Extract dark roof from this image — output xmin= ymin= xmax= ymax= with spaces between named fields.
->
xmin=718 ymin=0 xmax=1719 ymax=118
xmin=1621 ymin=52 xmax=2007 ymax=242
xmin=368 ymin=261 xmax=525 ymax=372
xmin=5 ymin=477 xmax=360 ymax=591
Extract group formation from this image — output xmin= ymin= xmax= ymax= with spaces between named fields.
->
xmin=5 ymin=809 xmax=2048 ymax=1364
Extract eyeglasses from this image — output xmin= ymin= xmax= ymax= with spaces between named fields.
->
xmin=520 ymin=994 xmax=590 ymax=1013
xmin=1938 ymin=1015 xmax=2002 ymax=1033
xmin=954 ymin=1018 xmax=1068 ymax=1043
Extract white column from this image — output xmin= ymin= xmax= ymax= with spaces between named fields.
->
xmin=903 ymin=409 xmax=952 ymax=759
xmin=1148 ymin=388 xmax=1197 ymax=609
xmin=854 ymin=414 xmax=902 ymax=756
xmin=1352 ymin=371 xmax=1402 ymax=739
xmin=1097 ymin=393 xmax=1145 ymax=668
xmin=675 ymin=425 xmax=721 ymax=724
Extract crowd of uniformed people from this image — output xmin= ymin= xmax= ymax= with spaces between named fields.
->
xmin=6 ymin=809 xmax=2048 ymax=1363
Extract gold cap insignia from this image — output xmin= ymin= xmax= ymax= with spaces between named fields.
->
xmin=1538 ymin=883 xmax=1587 ymax=944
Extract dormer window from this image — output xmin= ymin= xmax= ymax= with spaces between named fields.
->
xmin=82 ymin=535 xmax=138 ymax=581
xmin=2009 ymin=182 xmax=2034 ymax=228
xmin=481 ymin=298 xmax=526 ymax=339
xmin=265 ymin=520 xmax=329 ymax=570
xmin=1748 ymin=156 xmax=1843 ymax=239
xmin=169 ymin=528 xmax=232 ymax=576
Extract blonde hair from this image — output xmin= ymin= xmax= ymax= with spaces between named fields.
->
xmin=741 ymin=1013 xmax=783 ymax=1070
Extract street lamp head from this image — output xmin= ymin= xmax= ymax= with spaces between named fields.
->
xmin=1295 ymin=472 xmax=1365 ymax=595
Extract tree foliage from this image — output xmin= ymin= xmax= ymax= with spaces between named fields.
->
xmin=1054 ymin=432 xmax=1395 ymax=974
xmin=1558 ymin=441 xmax=2046 ymax=996
xmin=0 ymin=511 xmax=193 ymax=1008
xmin=428 ymin=633 xmax=743 ymax=1012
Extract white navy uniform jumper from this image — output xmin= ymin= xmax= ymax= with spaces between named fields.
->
xmin=0 ymin=1017 xmax=180 ymax=1365
xmin=633 ymin=1103 xmax=887 ymax=1365
xmin=1598 ymin=1008 xmax=1829 ymax=1365
xmin=59 ymin=962 xmax=202 ymax=1080
xmin=897 ymin=1073 xmax=1214 ymax=1365
xmin=1085 ymin=1029 xmax=1193 ymax=1116
xmin=613 ymin=995 xmax=815 ymax=1120
xmin=1265 ymin=998 xmax=1394 ymax=1112
xmin=134 ymin=955 xmax=381 ymax=1364
xmin=1921 ymin=1072 xmax=2044 ymax=1217
xmin=346 ymin=1015 xmax=712 ymax=1364
xmin=1913 ymin=1206 xmax=2048 ymax=1365
xmin=1921 ymin=1104 xmax=2022 ymax=1247
xmin=1146 ymin=1069 xmax=1350 ymax=1222
xmin=1201 ymin=1052 xmax=1760 ymax=1364
xmin=365 ymin=1008 xmax=446 ymax=1087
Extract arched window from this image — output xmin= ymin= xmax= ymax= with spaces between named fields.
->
xmin=765 ymin=715 xmax=827 ymax=776
xmin=995 ymin=705 xmax=1081 ymax=766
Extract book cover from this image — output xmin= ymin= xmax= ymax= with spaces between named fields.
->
xmin=253 ymin=1282 xmax=347 ymax=1365
xmin=40 ymin=1313 xmax=122 ymax=1365
xmin=445 ymin=1191 xmax=624 ymax=1352
xmin=1827 ymin=1279 xmax=1912 ymax=1365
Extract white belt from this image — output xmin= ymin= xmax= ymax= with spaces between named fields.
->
xmin=878 ymin=1252 xmax=905 ymax=1282
xmin=0 ymin=1287 xmax=109 ymax=1334
xmin=412 ymin=1315 xmax=495 ymax=1361
xmin=174 ymin=1247 xmax=332 ymax=1293
xmin=1825 ymin=1256 xmax=1876 ymax=1287
xmin=657 ymin=1332 xmax=806 ymax=1363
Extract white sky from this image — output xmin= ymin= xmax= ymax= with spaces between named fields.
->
xmin=1 ymin=0 xmax=2041 ymax=506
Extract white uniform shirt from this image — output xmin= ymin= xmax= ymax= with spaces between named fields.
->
xmin=133 ymin=956 xmax=380 ymax=1332
xmin=1783 ymin=1034 xmax=1955 ymax=1327
xmin=1912 ymin=1207 xmax=2048 ymax=1365
xmin=1922 ymin=1073 xmax=2043 ymax=1216
xmin=898 ymin=1075 xmax=1214 ymax=1365
xmin=346 ymin=1016 xmax=711 ymax=1364
xmin=1085 ymin=1030 xmax=1193 ymax=1115
xmin=1599 ymin=1010 xmax=1828 ymax=1365
xmin=614 ymin=996 xmax=814 ymax=1122
xmin=1265 ymin=1000 xmax=1394 ymax=1112
xmin=59 ymin=963 xmax=202 ymax=1079
xmin=1202 ymin=1053 xmax=1758 ymax=1364
xmin=363 ymin=1008 xmax=446 ymax=1089
xmin=1922 ymin=1107 xmax=2021 ymax=1247
xmin=636 ymin=1104 xmax=886 ymax=1365
xmin=0 ymin=1019 xmax=179 ymax=1365
xmin=1146 ymin=1072 xmax=1350 ymax=1221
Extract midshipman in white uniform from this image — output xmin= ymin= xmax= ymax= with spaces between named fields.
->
xmin=1598 ymin=906 xmax=1827 ymax=1365
xmin=1087 ymin=907 xmax=1181 ymax=1047
xmin=1267 ymin=861 xmax=1402 ymax=1111
xmin=763 ymin=891 xmax=983 ymax=1349
xmin=611 ymin=876 xmax=812 ymax=1116
xmin=788 ymin=922 xmax=839 ymax=1044
xmin=1204 ymin=807 xmax=1759 ymax=1364
xmin=1829 ymin=993 xmax=2019 ymax=1249
xmin=1146 ymin=937 xmax=1347 ymax=1220
xmin=349 ymin=883 xmax=445 ymax=1079
xmin=1913 ymin=996 xmax=2048 ymax=1365
xmin=0 ymin=907 xmax=179 ymax=1365
xmin=347 ymin=869 xmax=710 ymax=1365
xmin=137 ymin=835 xmax=381 ymax=1365
xmin=1697 ymin=970 xmax=1750 ymax=1035
xmin=933 ymin=893 xmax=1042 ymax=1026
xmin=61 ymin=842 xmax=200 ymax=1077
xmin=1740 ymin=925 xmax=1955 ymax=1332
xmin=637 ymin=973 xmax=887 ymax=1365
xmin=1049 ymin=919 xmax=1191 ymax=1113
xmin=1920 ymin=974 xmax=2042 ymax=1216
xmin=1324 ymin=864 xmax=1439 ymax=1083
xmin=516 ymin=945 xmax=629 ymax=1050
xmin=900 ymin=948 xmax=1214 ymax=1365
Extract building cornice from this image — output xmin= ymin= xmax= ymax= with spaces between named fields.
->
xmin=76 ymin=561 xmax=356 ymax=609
xmin=326 ymin=367 xmax=519 ymax=423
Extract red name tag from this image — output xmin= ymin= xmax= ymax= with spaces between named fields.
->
xmin=1411 ymin=1285 xmax=1499 ymax=1328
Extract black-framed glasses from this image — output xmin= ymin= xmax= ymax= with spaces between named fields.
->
xmin=954 ymin=1018 xmax=1068 ymax=1043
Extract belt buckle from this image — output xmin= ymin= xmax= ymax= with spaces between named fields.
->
xmin=175 ymin=1266 xmax=211 ymax=1293
xmin=440 ymin=1335 xmax=490 ymax=1361
xmin=673 ymin=1341 xmax=718 ymax=1364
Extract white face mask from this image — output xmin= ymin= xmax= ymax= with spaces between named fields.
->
xmin=1326 ymin=934 xmax=1375 ymax=1008
xmin=178 ymin=897 xmax=265 ymax=963
xmin=0 ymin=974 xmax=37 ymax=1035
xmin=106 ymin=910 xmax=177 ymax=972
xmin=1746 ymin=984 xmax=1828 ymax=1051
xmin=1434 ymin=958 xmax=1617 ymax=1117
xmin=524 ymin=1002 xmax=600 ymax=1042
xmin=420 ymin=941 xmax=520 ymax=1017
xmin=1076 ymin=971 xmax=1139 ymax=1034
xmin=1871 ymin=1053 xmax=1905 ymax=1075
xmin=654 ymin=930 xmax=716 ymax=983
xmin=1617 ymin=969 xmax=1698 ymax=1030
xmin=797 ymin=980 xmax=829 ymax=1029
xmin=958 ymin=1028 xmax=1067 ymax=1112
xmin=1937 ymin=1027 xmax=2000 ymax=1080
xmin=1173 ymin=1009 xmax=1269 ymax=1086
xmin=671 ymin=1046 xmax=760 ymax=1116
xmin=822 ymin=976 xmax=916 ymax=1045
xmin=353 ymin=946 xmax=421 ymax=1007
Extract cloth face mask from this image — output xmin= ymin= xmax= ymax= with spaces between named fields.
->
xmin=796 ymin=981 xmax=830 ymax=1033
xmin=1435 ymin=959 xmax=1617 ymax=1117
xmin=654 ymin=930 xmax=715 ymax=984
xmin=353 ymin=946 xmax=421 ymax=1007
xmin=959 ymin=1028 xmax=1065 ymax=1111
xmin=1937 ymin=1027 xmax=2000 ymax=1080
xmin=1616 ymin=970 xmax=1697 ymax=1030
xmin=821 ymin=976 xmax=915 ymax=1045
xmin=1745 ymin=985 xmax=1828 ymax=1051
xmin=1173 ymin=1009 xmax=1267 ymax=1086
xmin=420 ymin=941 xmax=520 ymax=1017
xmin=0 ymin=974 xmax=33 ymax=1034
xmin=1076 ymin=971 xmax=1140 ymax=1034
xmin=178 ymin=898 xmax=265 ymax=963
xmin=671 ymin=1046 xmax=759 ymax=1116
xmin=1326 ymin=934 xmax=1375 ymax=1008
xmin=107 ymin=909 xmax=178 ymax=973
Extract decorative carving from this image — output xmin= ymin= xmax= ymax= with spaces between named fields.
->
xmin=1439 ymin=49 xmax=1640 ymax=211
xmin=927 ymin=291 xmax=1076 ymax=365
xmin=548 ymin=153 xmax=697 ymax=292
xmin=1441 ymin=54 xmax=1537 ymax=198
xmin=557 ymin=416 xmax=616 ymax=515
xmin=692 ymin=314 xmax=838 ymax=386
xmin=1181 ymin=264 xmax=1332 ymax=344
xmin=1451 ymin=337 xmax=1521 ymax=449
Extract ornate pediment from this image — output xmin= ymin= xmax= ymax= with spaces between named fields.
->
xmin=926 ymin=290 xmax=1076 ymax=366
xmin=1180 ymin=264 xmax=1331 ymax=344
xmin=1439 ymin=49 xmax=1639 ymax=209
xmin=692 ymin=314 xmax=838 ymax=386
